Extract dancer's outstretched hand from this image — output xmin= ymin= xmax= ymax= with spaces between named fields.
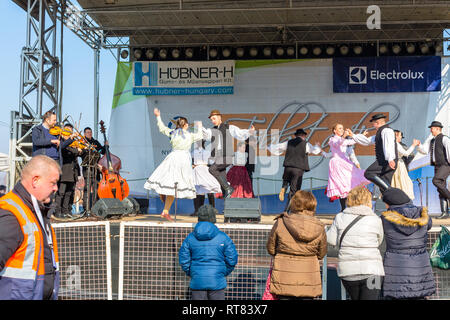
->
xmin=413 ymin=139 xmax=421 ymax=146
xmin=345 ymin=129 xmax=354 ymax=137
xmin=154 ymin=108 xmax=160 ymax=117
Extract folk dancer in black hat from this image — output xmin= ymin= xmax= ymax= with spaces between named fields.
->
xmin=346 ymin=113 xmax=398 ymax=193
xmin=268 ymin=128 xmax=322 ymax=211
xmin=202 ymin=109 xmax=255 ymax=198
xmin=416 ymin=120 xmax=450 ymax=219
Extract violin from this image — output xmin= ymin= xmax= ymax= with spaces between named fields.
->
xmin=97 ymin=120 xmax=129 ymax=201
xmin=49 ymin=125 xmax=72 ymax=137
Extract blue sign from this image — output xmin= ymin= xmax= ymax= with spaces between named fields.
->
xmin=333 ymin=56 xmax=441 ymax=93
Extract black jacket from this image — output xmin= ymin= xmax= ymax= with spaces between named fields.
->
xmin=60 ymin=145 xmax=80 ymax=182
xmin=0 ymin=183 xmax=56 ymax=299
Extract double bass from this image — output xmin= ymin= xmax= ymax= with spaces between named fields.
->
xmin=97 ymin=120 xmax=129 ymax=200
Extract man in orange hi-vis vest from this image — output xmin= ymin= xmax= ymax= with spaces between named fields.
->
xmin=0 ymin=155 xmax=61 ymax=300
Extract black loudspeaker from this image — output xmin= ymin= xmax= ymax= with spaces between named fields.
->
xmin=91 ymin=198 xmax=132 ymax=219
xmin=223 ymin=198 xmax=261 ymax=223
xmin=121 ymin=197 xmax=141 ymax=215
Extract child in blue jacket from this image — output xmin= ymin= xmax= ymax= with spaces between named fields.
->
xmin=179 ymin=204 xmax=238 ymax=300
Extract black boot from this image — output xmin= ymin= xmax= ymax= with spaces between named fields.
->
xmin=371 ymin=176 xmax=391 ymax=193
xmin=207 ymin=193 xmax=215 ymax=208
xmin=217 ymin=176 xmax=234 ymax=198
xmin=436 ymin=198 xmax=449 ymax=219
xmin=339 ymin=198 xmax=347 ymax=211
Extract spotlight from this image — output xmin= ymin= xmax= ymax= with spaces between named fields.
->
xmin=145 ymin=49 xmax=154 ymax=59
xmin=171 ymin=49 xmax=180 ymax=59
xmin=312 ymin=47 xmax=322 ymax=56
xmin=249 ymin=47 xmax=258 ymax=57
xmin=353 ymin=45 xmax=362 ymax=55
xmin=263 ymin=47 xmax=272 ymax=57
xmin=420 ymin=44 xmax=429 ymax=54
xmin=120 ymin=49 xmax=129 ymax=59
xmin=276 ymin=47 xmax=284 ymax=56
xmin=133 ymin=49 xmax=142 ymax=59
xmin=392 ymin=44 xmax=401 ymax=54
xmin=339 ymin=45 xmax=349 ymax=55
xmin=326 ymin=46 xmax=335 ymax=55
xmin=299 ymin=46 xmax=308 ymax=55
xmin=236 ymin=47 xmax=244 ymax=58
xmin=159 ymin=48 xmax=167 ymax=59
xmin=222 ymin=48 xmax=231 ymax=58
xmin=379 ymin=44 xmax=388 ymax=54
xmin=209 ymin=48 xmax=218 ymax=58
xmin=185 ymin=48 xmax=194 ymax=58
xmin=434 ymin=42 xmax=443 ymax=53
xmin=406 ymin=44 xmax=415 ymax=54
xmin=286 ymin=47 xmax=295 ymax=56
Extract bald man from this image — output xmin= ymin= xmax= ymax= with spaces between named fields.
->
xmin=0 ymin=155 xmax=61 ymax=300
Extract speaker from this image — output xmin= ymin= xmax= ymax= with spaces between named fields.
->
xmin=122 ymin=197 xmax=141 ymax=215
xmin=91 ymin=198 xmax=132 ymax=219
xmin=223 ymin=198 xmax=261 ymax=223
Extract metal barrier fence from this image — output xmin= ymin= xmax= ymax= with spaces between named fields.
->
xmin=52 ymin=221 xmax=448 ymax=300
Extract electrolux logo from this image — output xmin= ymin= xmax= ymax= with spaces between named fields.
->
xmin=349 ymin=66 xmax=367 ymax=84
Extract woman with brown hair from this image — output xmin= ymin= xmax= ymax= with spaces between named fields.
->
xmin=266 ymin=190 xmax=327 ymax=299
xmin=144 ymin=108 xmax=203 ymax=221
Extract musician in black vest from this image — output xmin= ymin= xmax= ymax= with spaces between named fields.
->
xmin=269 ymin=128 xmax=322 ymax=211
xmin=347 ymin=113 xmax=398 ymax=193
xmin=416 ymin=121 xmax=450 ymax=219
xmin=202 ymin=109 xmax=255 ymax=198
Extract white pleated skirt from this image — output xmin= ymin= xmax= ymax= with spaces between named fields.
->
xmin=192 ymin=164 xmax=221 ymax=195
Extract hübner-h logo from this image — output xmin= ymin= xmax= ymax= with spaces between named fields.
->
xmin=349 ymin=66 xmax=367 ymax=84
xmin=134 ymin=62 xmax=158 ymax=87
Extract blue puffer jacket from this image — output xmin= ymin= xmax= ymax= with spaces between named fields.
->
xmin=178 ymin=222 xmax=238 ymax=291
xmin=381 ymin=203 xmax=436 ymax=299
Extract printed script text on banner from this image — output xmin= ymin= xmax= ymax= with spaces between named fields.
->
xmin=333 ymin=56 xmax=441 ymax=93
xmin=133 ymin=60 xmax=235 ymax=95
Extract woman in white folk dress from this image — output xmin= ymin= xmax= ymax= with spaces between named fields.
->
xmin=144 ymin=108 xmax=203 ymax=221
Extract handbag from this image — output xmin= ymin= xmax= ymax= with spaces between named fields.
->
xmin=262 ymin=260 xmax=277 ymax=300
xmin=429 ymin=226 xmax=450 ymax=270
xmin=339 ymin=215 xmax=364 ymax=249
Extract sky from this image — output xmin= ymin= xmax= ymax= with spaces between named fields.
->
xmin=0 ymin=1 xmax=118 ymax=155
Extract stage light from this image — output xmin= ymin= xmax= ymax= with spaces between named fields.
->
xmin=299 ymin=46 xmax=308 ymax=55
xmin=434 ymin=42 xmax=443 ymax=54
xmin=420 ymin=44 xmax=429 ymax=54
xmin=379 ymin=44 xmax=388 ymax=54
xmin=120 ymin=49 xmax=128 ymax=59
xmin=133 ymin=49 xmax=142 ymax=59
xmin=339 ymin=45 xmax=349 ymax=55
xmin=209 ymin=48 xmax=218 ymax=58
xmin=276 ymin=47 xmax=284 ymax=56
xmin=171 ymin=49 xmax=180 ymax=59
xmin=392 ymin=44 xmax=401 ymax=54
xmin=406 ymin=44 xmax=415 ymax=54
xmin=249 ymin=47 xmax=258 ymax=57
xmin=312 ymin=47 xmax=322 ymax=56
xmin=326 ymin=46 xmax=335 ymax=55
xmin=286 ymin=47 xmax=295 ymax=56
xmin=263 ymin=47 xmax=271 ymax=57
xmin=353 ymin=45 xmax=362 ymax=55
xmin=185 ymin=48 xmax=194 ymax=58
xmin=145 ymin=49 xmax=154 ymax=59
xmin=159 ymin=48 xmax=167 ymax=59
xmin=236 ymin=47 xmax=245 ymax=57
xmin=222 ymin=48 xmax=231 ymax=58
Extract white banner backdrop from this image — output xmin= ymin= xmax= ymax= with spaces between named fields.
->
xmin=109 ymin=58 xmax=449 ymax=197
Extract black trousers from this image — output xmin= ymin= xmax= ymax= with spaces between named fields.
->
xmin=432 ymin=165 xmax=450 ymax=200
xmin=191 ymin=289 xmax=225 ymax=300
xmin=364 ymin=160 xmax=397 ymax=188
xmin=82 ymin=168 xmax=100 ymax=211
xmin=341 ymin=277 xmax=383 ymax=300
xmin=208 ymin=163 xmax=230 ymax=193
xmin=282 ymin=167 xmax=304 ymax=212
xmin=193 ymin=193 xmax=216 ymax=213
xmin=54 ymin=181 xmax=75 ymax=216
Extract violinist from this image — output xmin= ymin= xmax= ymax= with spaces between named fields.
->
xmin=54 ymin=123 xmax=82 ymax=218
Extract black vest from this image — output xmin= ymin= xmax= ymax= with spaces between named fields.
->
xmin=283 ymin=137 xmax=310 ymax=171
xmin=210 ymin=123 xmax=233 ymax=164
xmin=430 ymin=133 xmax=449 ymax=166
xmin=375 ymin=124 xmax=397 ymax=166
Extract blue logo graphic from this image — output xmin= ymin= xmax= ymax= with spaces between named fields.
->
xmin=134 ymin=62 xmax=157 ymax=87
xmin=349 ymin=66 xmax=367 ymax=84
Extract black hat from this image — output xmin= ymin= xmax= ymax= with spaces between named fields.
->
xmin=428 ymin=121 xmax=443 ymax=128
xmin=369 ymin=113 xmax=387 ymax=122
xmin=382 ymin=187 xmax=411 ymax=206
xmin=197 ymin=204 xmax=217 ymax=223
xmin=294 ymin=128 xmax=307 ymax=136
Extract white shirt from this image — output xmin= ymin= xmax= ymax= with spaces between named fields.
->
xmin=233 ymin=151 xmax=248 ymax=166
xmin=192 ymin=147 xmax=211 ymax=166
xmin=352 ymin=128 xmax=396 ymax=162
xmin=268 ymin=140 xmax=322 ymax=156
xmin=202 ymin=124 xmax=253 ymax=151
xmin=156 ymin=116 xmax=203 ymax=151
xmin=417 ymin=135 xmax=450 ymax=163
